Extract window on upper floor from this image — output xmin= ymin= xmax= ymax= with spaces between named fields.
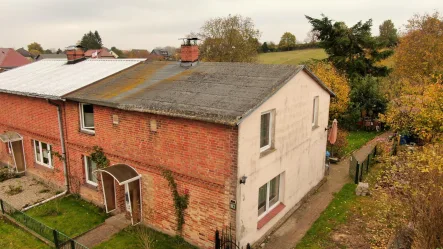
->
xmin=34 ymin=140 xmax=52 ymax=168
xmin=258 ymin=174 xmax=281 ymax=217
xmin=80 ymin=103 xmax=95 ymax=133
xmin=84 ymin=156 xmax=98 ymax=186
xmin=312 ymin=96 xmax=319 ymax=128
xmin=260 ymin=110 xmax=274 ymax=152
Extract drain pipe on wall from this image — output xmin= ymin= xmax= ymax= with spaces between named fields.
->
xmin=22 ymin=100 xmax=69 ymax=211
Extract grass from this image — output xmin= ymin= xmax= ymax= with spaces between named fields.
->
xmin=94 ymin=226 xmax=198 ymax=249
xmin=344 ymin=131 xmax=380 ymax=155
xmin=258 ymin=49 xmax=327 ymax=65
xmin=26 ymin=195 xmax=108 ymax=237
xmin=296 ymin=183 xmax=357 ymax=249
xmin=0 ymin=217 xmax=50 ymax=249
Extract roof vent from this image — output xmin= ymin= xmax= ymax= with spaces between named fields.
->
xmin=65 ymin=45 xmax=86 ymax=64
xmin=180 ymin=38 xmax=199 ymax=65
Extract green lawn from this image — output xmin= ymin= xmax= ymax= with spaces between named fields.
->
xmin=0 ymin=217 xmax=50 ymax=249
xmin=296 ymin=183 xmax=357 ymax=249
xmin=26 ymin=195 xmax=108 ymax=237
xmin=94 ymin=226 xmax=198 ymax=249
xmin=258 ymin=49 xmax=327 ymax=65
xmin=344 ymin=131 xmax=380 ymax=155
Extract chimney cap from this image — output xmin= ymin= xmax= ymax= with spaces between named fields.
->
xmin=66 ymin=44 xmax=85 ymax=51
xmin=179 ymin=37 xmax=200 ymax=46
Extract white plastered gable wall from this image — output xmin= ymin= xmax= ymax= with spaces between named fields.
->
xmin=236 ymin=70 xmax=331 ymax=246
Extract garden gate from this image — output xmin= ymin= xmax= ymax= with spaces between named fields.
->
xmin=215 ymin=227 xmax=251 ymax=249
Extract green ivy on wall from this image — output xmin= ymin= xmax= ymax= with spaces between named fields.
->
xmin=90 ymin=146 xmax=110 ymax=169
xmin=162 ymin=169 xmax=190 ymax=235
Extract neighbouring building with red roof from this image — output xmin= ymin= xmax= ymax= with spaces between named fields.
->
xmin=84 ymin=48 xmax=117 ymax=59
xmin=0 ymin=48 xmax=30 ymax=71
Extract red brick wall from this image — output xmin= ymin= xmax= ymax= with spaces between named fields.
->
xmin=0 ymin=93 xmax=65 ymax=188
xmin=64 ymin=101 xmax=238 ymax=248
xmin=181 ymin=45 xmax=199 ymax=62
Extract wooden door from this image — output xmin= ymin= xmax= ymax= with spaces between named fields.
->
xmin=129 ymin=179 xmax=141 ymax=224
xmin=102 ymin=173 xmax=116 ymax=213
xmin=11 ymin=140 xmax=25 ymax=173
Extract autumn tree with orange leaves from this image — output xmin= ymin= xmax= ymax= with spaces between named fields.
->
xmin=381 ymin=12 xmax=443 ymax=142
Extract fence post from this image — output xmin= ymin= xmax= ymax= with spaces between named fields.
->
xmin=367 ymin=154 xmax=370 ymax=171
xmin=70 ymin=239 xmax=75 ymax=249
xmin=0 ymin=199 xmax=4 ymax=214
xmin=53 ymin=230 xmax=59 ymax=249
xmin=354 ymin=162 xmax=359 ymax=184
xmin=215 ymin=230 xmax=220 ymax=249
xmin=247 ymin=243 xmax=251 ymax=249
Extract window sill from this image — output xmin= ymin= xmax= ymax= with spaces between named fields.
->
xmin=80 ymin=129 xmax=95 ymax=136
xmin=312 ymin=125 xmax=319 ymax=130
xmin=34 ymin=162 xmax=54 ymax=171
xmin=83 ymin=182 xmax=98 ymax=190
xmin=260 ymin=148 xmax=276 ymax=158
xmin=257 ymin=203 xmax=285 ymax=230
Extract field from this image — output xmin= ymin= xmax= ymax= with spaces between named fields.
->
xmin=258 ymin=49 xmax=327 ymax=65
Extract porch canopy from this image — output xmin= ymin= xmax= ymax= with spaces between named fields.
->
xmin=0 ymin=131 xmax=22 ymax=143
xmin=95 ymin=164 xmax=141 ymax=185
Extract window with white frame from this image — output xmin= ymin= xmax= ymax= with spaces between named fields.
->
xmin=312 ymin=96 xmax=319 ymax=127
xmin=258 ymin=175 xmax=281 ymax=217
xmin=34 ymin=140 xmax=52 ymax=168
xmin=80 ymin=103 xmax=95 ymax=133
xmin=84 ymin=156 xmax=98 ymax=186
xmin=260 ymin=111 xmax=273 ymax=152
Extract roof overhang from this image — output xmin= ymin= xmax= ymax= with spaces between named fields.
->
xmin=94 ymin=164 xmax=141 ymax=185
xmin=0 ymin=131 xmax=23 ymax=143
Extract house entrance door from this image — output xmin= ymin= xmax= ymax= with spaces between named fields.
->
xmin=11 ymin=140 xmax=26 ymax=173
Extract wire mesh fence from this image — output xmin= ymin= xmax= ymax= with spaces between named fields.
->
xmin=349 ymin=146 xmax=377 ymax=184
xmin=0 ymin=199 xmax=89 ymax=249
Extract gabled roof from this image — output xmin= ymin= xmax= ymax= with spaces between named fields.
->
xmin=66 ymin=61 xmax=334 ymax=126
xmin=16 ymin=48 xmax=33 ymax=58
xmin=84 ymin=48 xmax=116 ymax=58
xmin=0 ymin=58 xmax=145 ymax=99
xmin=36 ymin=53 xmax=67 ymax=60
xmin=0 ymin=48 xmax=30 ymax=69
xmin=151 ymin=49 xmax=170 ymax=57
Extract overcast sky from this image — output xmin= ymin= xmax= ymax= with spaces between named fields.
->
xmin=0 ymin=0 xmax=441 ymax=51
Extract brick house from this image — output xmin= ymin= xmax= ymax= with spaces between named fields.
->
xmin=0 ymin=42 xmax=334 ymax=248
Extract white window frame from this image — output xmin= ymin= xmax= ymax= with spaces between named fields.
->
xmin=33 ymin=140 xmax=53 ymax=168
xmin=84 ymin=156 xmax=98 ymax=186
xmin=312 ymin=96 xmax=319 ymax=128
xmin=260 ymin=110 xmax=273 ymax=152
xmin=80 ymin=103 xmax=95 ymax=133
xmin=258 ymin=174 xmax=281 ymax=220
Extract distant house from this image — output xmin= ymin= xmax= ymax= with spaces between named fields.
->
xmin=150 ymin=49 xmax=171 ymax=60
xmin=84 ymin=48 xmax=117 ymax=58
xmin=126 ymin=49 xmax=150 ymax=58
xmin=35 ymin=53 xmax=67 ymax=60
xmin=16 ymin=48 xmax=34 ymax=61
xmin=0 ymin=48 xmax=30 ymax=71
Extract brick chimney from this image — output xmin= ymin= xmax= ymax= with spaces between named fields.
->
xmin=180 ymin=38 xmax=199 ymax=63
xmin=65 ymin=45 xmax=86 ymax=64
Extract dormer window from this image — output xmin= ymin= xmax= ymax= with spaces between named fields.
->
xmin=80 ymin=103 xmax=95 ymax=134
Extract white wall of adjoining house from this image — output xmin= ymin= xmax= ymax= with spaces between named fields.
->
xmin=236 ymin=71 xmax=331 ymax=246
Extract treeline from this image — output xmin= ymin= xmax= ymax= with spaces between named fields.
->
xmin=259 ymin=42 xmax=319 ymax=53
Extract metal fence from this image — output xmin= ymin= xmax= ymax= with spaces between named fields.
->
xmin=349 ymin=146 xmax=377 ymax=184
xmin=215 ymin=226 xmax=251 ymax=249
xmin=0 ymin=199 xmax=89 ymax=249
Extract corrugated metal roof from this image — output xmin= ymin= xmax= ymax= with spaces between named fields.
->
xmin=66 ymin=61 xmax=335 ymax=125
xmin=0 ymin=58 xmax=145 ymax=99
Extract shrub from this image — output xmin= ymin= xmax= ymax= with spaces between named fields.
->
xmin=327 ymin=128 xmax=349 ymax=158
xmin=6 ymin=185 xmax=23 ymax=195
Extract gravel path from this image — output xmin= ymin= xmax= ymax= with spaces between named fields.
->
xmin=0 ymin=175 xmax=58 ymax=209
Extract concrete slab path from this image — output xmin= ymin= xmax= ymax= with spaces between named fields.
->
xmin=75 ymin=213 xmax=131 ymax=248
xmin=262 ymin=132 xmax=391 ymax=249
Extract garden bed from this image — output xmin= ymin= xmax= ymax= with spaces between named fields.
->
xmin=25 ymin=195 xmax=108 ymax=238
xmin=94 ymin=226 xmax=197 ymax=249
xmin=0 ymin=175 xmax=58 ymax=209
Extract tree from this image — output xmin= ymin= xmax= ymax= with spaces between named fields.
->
xmin=198 ymin=14 xmax=261 ymax=62
xmin=44 ymin=49 xmax=52 ymax=54
xmin=350 ymin=76 xmax=387 ymax=118
xmin=80 ymin=30 xmax=103 ymax=51
xmin=378 ymin=20 xmax=398 ymax=47
xmin=110 ymin=46 xmax=125 ymax=58
xmin=380 ymin=12 xmax=443 ymax=141
xmin=306 ymin=15 xmax=393 ymax=78
xmin=27 ymin=42 xmax=44 ymax=56
xmin=306 ymin=61 xmax=350 ymax=120
xmin=278 ymin=32 xmax=296 ymax=51
xmin=304 ymin=30 xmax=320 ymax=44
xmin=56 ymin=48 xmax=63 ymax=54
xmin=261 ymin=42 xmax=269 ymax=53
xmin=268 ymin=41 xmax=278 ymax=52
